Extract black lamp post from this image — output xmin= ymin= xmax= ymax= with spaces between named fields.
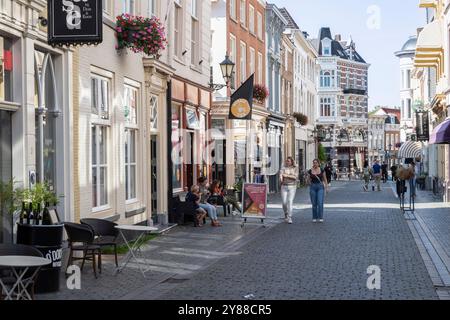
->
xmin=210 ymin=55 xmax=235 ymax=91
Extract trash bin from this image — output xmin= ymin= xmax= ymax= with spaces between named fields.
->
xmin=16 ymin=224 xmax=64 ymax=293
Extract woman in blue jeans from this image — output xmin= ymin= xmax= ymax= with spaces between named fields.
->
xmin=308 ymin=159 xmax=329 ymax=223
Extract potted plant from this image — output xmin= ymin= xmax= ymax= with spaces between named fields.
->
xmin=293 ymin=112 xmax=308 ymax=126
xmin=17 ymin=182 xmax=59 ymax=211
xmin=116 ymin=13 xmax=168 ymax=58
xmin=253 ymin=84 xmax=269 ymax=104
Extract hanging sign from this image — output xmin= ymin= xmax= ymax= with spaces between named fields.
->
xmin=48 ymin=0 xmax=103 ymax=46
xmin=416 ymin=111 xmax=430 ymax=142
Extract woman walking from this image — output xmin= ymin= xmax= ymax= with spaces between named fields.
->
xmin=362 ymin=161 xmax=371 ymax=192
xmin=307 ymin=159 xmax=329 ymax=223
xmin=279 ymin=157 xmax=298 ymax=224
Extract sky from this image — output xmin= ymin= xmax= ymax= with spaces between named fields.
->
xmin=274 ymin=0 xmax=425 ymax=111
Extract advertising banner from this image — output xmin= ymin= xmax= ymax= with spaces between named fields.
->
xmin=241 ymin=183 xmax=267 ymax=218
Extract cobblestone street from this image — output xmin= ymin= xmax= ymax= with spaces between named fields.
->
xmin=35 ymin=180 xmax=450 ymax=300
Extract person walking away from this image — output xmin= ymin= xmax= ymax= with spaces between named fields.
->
xmin=280 ymin=157 xmax=298 ymax=224
xmin=372 ymin=160 xmax=382 ymax=191
xmin=381 ymin=161 xmax=388 ymax=183
xmin=362 ymin=161 xmax=371 ymax=191
xmin=307 ymin=159 xmax=329 ymax=223
xmin=197 ymin=176 xmax=221 ymax=227
xmin=390 ymin=164 xmax=397 ymax=182
xmin=185 ymin=185 xmax=207 ymax=227
xmin=325 ymin=163 xmax=333 ymax=187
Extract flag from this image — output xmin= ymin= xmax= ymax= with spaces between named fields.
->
xmin=228 ymin=74 xmax=254 ymax=120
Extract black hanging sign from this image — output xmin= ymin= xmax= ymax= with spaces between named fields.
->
xmin=416 ymin=110 xmax=430 ymax=142
xmin=228 ymin=74 xmax=254 ymax=120
xmin=48 ymin=0 xmax=103 ymax=46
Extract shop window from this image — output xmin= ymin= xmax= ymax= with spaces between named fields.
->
xmin=0 ymin=36 xmax=13 ymax=102
xmin=91 ymin=75 xmax=110 ymax=119
xmin=171 ymin=104 xmax=182 ymax=190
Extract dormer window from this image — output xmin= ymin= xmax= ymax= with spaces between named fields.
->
xmin=321 ymin=38 xmax=332 ymax=56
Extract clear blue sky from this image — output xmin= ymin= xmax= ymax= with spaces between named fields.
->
xmin=274 ymin=0 xmax=426 ymax=110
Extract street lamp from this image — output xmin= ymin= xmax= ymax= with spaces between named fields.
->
xmin=210 ymin=55 xmax=235 ymax=91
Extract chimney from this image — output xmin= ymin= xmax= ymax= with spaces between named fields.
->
xmin=335 ymin=34 xmax=341 ymax=42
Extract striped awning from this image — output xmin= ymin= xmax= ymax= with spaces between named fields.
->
xmin=397 ymin=141 xmax=422 ymax=159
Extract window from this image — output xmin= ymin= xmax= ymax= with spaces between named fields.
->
xmin=171 ymin=104 xmax=182 ymax=190
xmin=149 ymin=96 xmax=158 ymax=130
xmin=257 ymin=12 xmax=263 ymax=40
xmin=148 ymin=0 xmax=156 ymax=16
xmin=407 ymin=98 xmax=412 ymax=119
xmin=103 ymin=0 xmax=113 ymax=16
xmin=240 ymin=42 xmax=247 ymax=83
xmin=324 ymin=46 xmax=330 ymax=55
xmin=0 ymin=36 xmax=13 ymax=102
xmin=124 ymin=129 xmax=137 ymax=201
xmin=230 ymin=34 xmax=237 ymax=87
xmin=320 ymin=97 xmax=334 ymax=117
xmin=406 ymin=69 xmax=411 ymax=89
xmin=249 ymin=47 xmax=255 ymax=75
xmin=257 ymin=52 xmax=263 ymax=84
xmin=92 ymin=125 xmax=108 ymax=209
xmin=191 ymin=0 xmax=198 ymax=18
xmin=123 ymin=0 xmax=135 ymax=14
xmin=320 ymin=71 xmax=335 ymax=88
xmin=91 ymin=75 xmax=109 ymax=119
xmin=230 ymin=0 xmax=236 ymax=20
xmin=124 ymin=85 xmax=137 ymax=125
xmin=240 ymin=0 xmax=246 ymax=26
xmin=191 ymin=16 xmax=199 ymax=65
xmin=174 ymin=1 xmax=183 ymax=59
xmin=249 ymin=5 xmax=255 ymax=34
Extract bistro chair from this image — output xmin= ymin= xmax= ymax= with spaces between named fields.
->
xmin=80 ymin=218 xmax=119 ymax=267
xmin=0 ymin=244 xmax=43 ymax=300
xmin=63 ymin=222 xmax=102 ymax=279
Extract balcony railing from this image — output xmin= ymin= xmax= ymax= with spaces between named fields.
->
xmin=343 ymin=86 xmax=367 ymax=95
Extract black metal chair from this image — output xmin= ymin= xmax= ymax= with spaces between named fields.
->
xmin=80 ymin=218 xmax=119 ymax=267
xmin=0 ymin=244 xmax=43 ymax=300
xmin=63 ymin=222 xmax=102 ymax=278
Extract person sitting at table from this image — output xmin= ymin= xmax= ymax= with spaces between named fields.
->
xmin=185 ymin=185 xmax=207 ymax=227
xmin=210 ymin=180 xmax=242 ymax=215
xmin=198 ymin=177 xmax=221 ymax=227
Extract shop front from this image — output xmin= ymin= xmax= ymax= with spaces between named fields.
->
xmin=171 ymin=78 xmax=211 ymax=194
xmin=266 ymin=118 xmax=285 ymax=193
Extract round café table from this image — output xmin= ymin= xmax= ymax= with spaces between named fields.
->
xmin=0 ymin=255 xmax=51 ymax=300
xmin=114 ymin=225 xmax=158 ymax=278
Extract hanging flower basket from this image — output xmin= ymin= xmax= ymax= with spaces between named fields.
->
xmin=253 ymin=84 xmax=269 ymax=104
xmin=293 ymin=112 xmax=308 ymax=126
xmin=115 ymin=14 xmax=167 ymax=58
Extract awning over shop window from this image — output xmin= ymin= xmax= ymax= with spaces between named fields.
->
xmin=414 ymin=19 xmax=444 ymax=74
xmin=430 ymin=118 xmax=450 ymax=144
xmin=397 ymin=140 xmax=422 ymax=159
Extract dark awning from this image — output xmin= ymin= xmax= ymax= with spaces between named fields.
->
xmin=430 ymin=118 xmax=450 ymax=144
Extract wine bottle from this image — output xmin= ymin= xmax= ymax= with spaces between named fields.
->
xmin=28 ymin=203 xmax=34 ymax=225
xmin=25 ymin=202 xmax=32 ymax=224
xmin=42 ymin=202 xmax=51 ymax=225
xmin=19 ymin=202 xmax=26 ymax=224
xmin=34 ymin=203 xmax=41 ymax=225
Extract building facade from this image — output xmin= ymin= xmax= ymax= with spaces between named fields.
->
xmin=281 ymin=11 xmax=319 ymax=173
xmin=265 ymin=3 xmax=288 ymax=193
xmin=312 ymin=28 xmax=370 ymax=175
xmin=368 ymin=112 xmax=385 ymax=164
xmin=210 ymin=0 xmax=268 ymax=187
xmin=0 ymin=0 xmax=73 ymax=243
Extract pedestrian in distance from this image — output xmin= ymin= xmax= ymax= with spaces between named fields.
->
xmin=362 ymin=161 xmax=371 ymax=192
xmin=390 ymin=164 xmax=398 ymax=182
xmin=325 ymin=162 xmax=333 ymax=187
xmin=307 ymin=159 xmax=329 ymax=223
xmin=381 ymin=161 xmax=388 ymax=183
xmin=280 ymin=157 xmax=298 ymax=224
xmin=372 ymin=160 xmax=382 ymax=192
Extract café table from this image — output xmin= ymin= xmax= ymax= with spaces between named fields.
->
xmin=0 ymin=255 xmax=51 ymax=300
xmin=114 ymin=225 xmax=158 ymax=278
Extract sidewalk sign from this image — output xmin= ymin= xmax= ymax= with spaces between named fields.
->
xmin=240 ymin=183 xmax=267 ymax=228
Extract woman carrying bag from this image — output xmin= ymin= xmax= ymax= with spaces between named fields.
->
xmin=279 ymin=157 xmax=299 ymax=224
xmin=307 ymin=159 xmax=329 ymax=223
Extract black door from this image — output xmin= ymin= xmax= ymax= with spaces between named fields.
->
xmin=186 ymin=132 xmax=194 ymax=188
xmin=150 ymin=135 xmax=158 ymax=223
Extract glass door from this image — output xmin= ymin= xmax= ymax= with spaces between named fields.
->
xmin=150 ymin=135 xmax=158 ymax=224
xmin=0 ymin=110 xmax=12 ymax=243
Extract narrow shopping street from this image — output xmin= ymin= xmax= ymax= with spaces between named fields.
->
xmin=36 ymin=180 xmax=450 ymax=300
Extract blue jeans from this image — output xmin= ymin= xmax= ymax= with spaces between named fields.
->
xmin=310 ymin=183 xmax=325 ymax=220
xmin=199 ymin=203 xmax=218 ymax=220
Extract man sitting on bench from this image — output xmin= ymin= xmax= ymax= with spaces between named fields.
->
xmin=185 ymin=185 xmax=207 ymax=227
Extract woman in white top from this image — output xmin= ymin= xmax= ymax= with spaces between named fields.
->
xmin=279 ymin=157 xmax=298 ymax=224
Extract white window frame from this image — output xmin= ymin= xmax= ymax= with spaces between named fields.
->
xmin=230 ymin=34 xmax=237 ymax=87
xmin=230 ymin=0 xmax=236 ymax=20
xmin=249 ymin=47 xmax=255 ymax=75
xmin=103 ymin=0 xmax=113 ymax=17
xmin=191 ymin=3 xmax=200 ymax=67
xmin=257 ymin=12 xmax=262 ymax=40
xmin=148 ymin=0 xmax=156 ymax=17
xmin=240 ymin=0 xmax=246 ymax=27
xmin=240 ymin=41 xmax=247 ymax=83
xmin=257 ymin=51 xmax=263 ymax=84
xmin=249 ymin=4 xmax=255 ymax=34
xmin=174 ymin=1 xmax=183 ymax=59
xmin=91 ymin=125 xmax=109 ymax=212
xmin=123 ymin=0 xmax=135 ymax=15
